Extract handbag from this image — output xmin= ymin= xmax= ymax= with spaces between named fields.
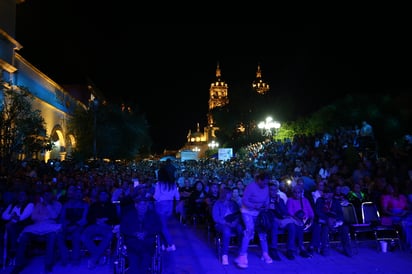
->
xmin=255 ymin=209 xmax=275 ymax=232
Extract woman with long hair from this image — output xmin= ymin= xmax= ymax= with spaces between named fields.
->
xmin=153 ymin=165 xmax=180 ymax=251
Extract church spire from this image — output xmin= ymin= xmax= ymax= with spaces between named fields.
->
xmin=252 ymin=63 xmax=270 ymax=95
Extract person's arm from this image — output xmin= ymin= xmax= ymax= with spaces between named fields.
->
xmin=174 ymin=186 xmax=180 ymax=201
xmin=2 ymin=204 xmax=13 ymax=220
xmin=47 ymin=201 xmax=62 ymax=219
xmin=212 ymin=202 xmax=225 ymax=225
xmin=77 ymin=204 xmax=89 ymax=227
xmin=153 ymin=182 xmax=160 ymax=201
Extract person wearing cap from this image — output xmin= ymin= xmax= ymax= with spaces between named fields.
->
xmin=120 ymin=190 xmax=162 ymax=274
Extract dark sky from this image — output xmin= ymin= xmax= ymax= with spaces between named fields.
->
xmin=14 ymin=1 xmax=412 ymax=154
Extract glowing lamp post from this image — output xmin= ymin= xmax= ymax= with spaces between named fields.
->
xmin=89 ymin=95 xmax=99 ymax=160
xmin=258 ymin=117 xmax=281 ymax=138
xmin=208 ymin=140 xmax=219 ymax=150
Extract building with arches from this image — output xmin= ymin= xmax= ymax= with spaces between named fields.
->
xmin=0 ymin=0 xmax=89 ymax=162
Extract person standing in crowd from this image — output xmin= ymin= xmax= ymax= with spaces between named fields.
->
xmin=212 ymin=186 xmax=244 ymax=265
xmin=235 ymin=170 xmax=272 ymax=269
xmin=2 ymin=189 xmax=34 ymax=262
xmin=360 ymin=120 xmax=373 ymax=138
xmin=82 ymin=189 xmax=119 ymax=269
xmin=10 ymin=187 xmax=62 ymax=274
xmin=57 ymin=185 xmax=89 ymax=266
xmin=120 ymin=189 xmax=162 ymax=274
xmin=153 ymin=165 xmax=180 ymax=252
xmin=164 ymin=158 xmax=177 ymax=183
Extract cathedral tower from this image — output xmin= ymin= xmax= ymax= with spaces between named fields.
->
xmin=252 ymin=64 xmax=270 ymax=95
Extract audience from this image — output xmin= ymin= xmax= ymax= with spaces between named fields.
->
xmin=1 ymin=124 xmax=411 ymax=271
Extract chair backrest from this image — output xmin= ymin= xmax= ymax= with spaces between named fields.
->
xmin=361 ymin=202 xmax=381 ymax=225
xmin=342 ymin=203 xmax=359 ymax=225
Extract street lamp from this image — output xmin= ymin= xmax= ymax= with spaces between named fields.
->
xmin=89 ymin=96 xmax=99 ymax=160
xmin=258 ymin=116 xmax=281 ymax=137
xmin=208 ymin=140 xmax=219 ymax=150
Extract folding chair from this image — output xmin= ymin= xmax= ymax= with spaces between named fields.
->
xmin=361 ymin=202 xmax=402 ymax=252
xmin=341 ymin=203 xmax=374 ymax=253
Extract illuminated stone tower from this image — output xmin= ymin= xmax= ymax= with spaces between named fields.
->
xmin=208 ymin=63 xmax=229 ymax=111
xmin=252 ymin=64 xmax=270 ymax=95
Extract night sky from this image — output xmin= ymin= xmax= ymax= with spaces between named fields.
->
xmin=14 ymin=1 xmax=412 ymax=153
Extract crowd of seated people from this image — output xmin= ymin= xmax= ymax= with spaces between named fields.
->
xmin=0 ymin=124 xmax=411 ymax=271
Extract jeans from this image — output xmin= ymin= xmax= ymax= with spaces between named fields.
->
xmin=81 ymin=224 xmax=113 ymax=263
xmin=155 ymin=200 xmax=174 ymax=246
xmin=215 ymin=222 xmax=244 ymax=255
xmin=57 ymin=226 xmax=84 ymax=263
xmin=271 ymin=221 xmax=297 ymax=251
xmin=124 ymin=235 xmax=155 ymax=274
xmin=14 ymin=232 xmax=57 ymax=269
xmin=239 ymin=213 xmax=269 ymax=256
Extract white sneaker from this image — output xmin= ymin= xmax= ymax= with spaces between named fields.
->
xmin=261 ymin=252 xmax=273 ymax=264
xmin=234 ymin=255 xmax=248 ymax=268
xmin=166 ymin=244 xmax=176 ymax=252
xmin=222 ymin=255 xmax=229 ymax=265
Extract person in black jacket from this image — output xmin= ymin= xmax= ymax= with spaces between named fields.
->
xmin=310 ymin=185 xmax=353 ymax=257
xmin=81 ymin=189 xmax=119 ymax=269
xmin=120 ymin=189 xmax=162 ymax=274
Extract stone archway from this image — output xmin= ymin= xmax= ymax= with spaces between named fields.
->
xmin=47 ymin=125 xmax=66 ymax=161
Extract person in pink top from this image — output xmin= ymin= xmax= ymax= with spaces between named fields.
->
xmin=380 ymin=183 xmax=408 ymax=225
xmin=286 ymin=184 xmax=313 ymax=257
xmin=234 ymin=170 xmax=272 ymax=269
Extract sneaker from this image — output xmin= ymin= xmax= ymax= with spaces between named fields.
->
xmin=261 ymin=252 xmax=273 ymax=264
xmin=166 ymin=244 xmax=176 ymax=252
xmin=161 ymin=244 xmax=166 ymax=251
xmin=269 ymin=248 xmax=281 ymax=261
xmin=234 ymin=255 xmax=248 ymax=269
xmin=286 ymin=250 xmax=295 ymax=260
xmin=221 ymin=255 xmax=229 ymax=265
